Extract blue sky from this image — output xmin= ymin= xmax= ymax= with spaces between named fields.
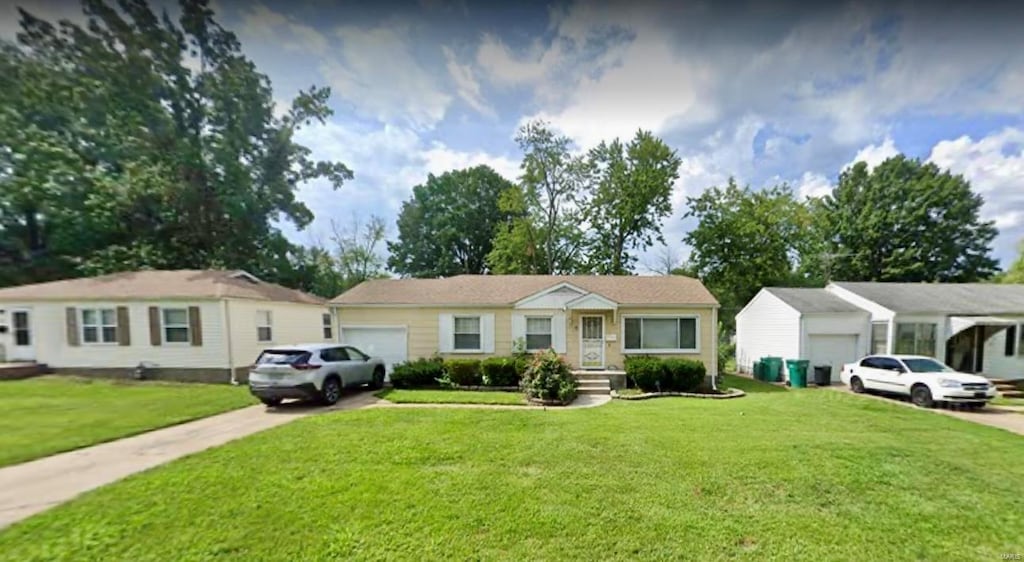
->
xmin=4 ymin=0 xmax=1024 ymax=270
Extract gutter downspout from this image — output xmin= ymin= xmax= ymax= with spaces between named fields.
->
xmin=223 ymin=299 xmax=237 ymax=385
xmin=711 ymin=306 xmax=719 ymax=391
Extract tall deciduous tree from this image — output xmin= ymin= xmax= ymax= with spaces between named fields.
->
xmin=331 ymin=215 xmax=387 ymax=288
xmin=387 ymin=166 xmax=516 ymax=278
xmin=1001 ymin=240 xmax=1024 ymax=284
xmin=683 ymin=180 xmax=808 ymax=319
xmin=0 ymin=0 xmax=351 ymax=287
xmin=584 ymin=130 xmax=681 ymax=274
xmin=488 ymin=121 xmax=588 ymax=274
xmin=818 ymin=156 xmax=998 ymax=282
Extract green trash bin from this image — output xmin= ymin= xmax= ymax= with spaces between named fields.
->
xmin=752 ymin=361 xmax=763 ymax=381
xmin=762 ymin=357 xmax=783 ymax=383
xmin=786 ymin=359 xmax=810 ymax=388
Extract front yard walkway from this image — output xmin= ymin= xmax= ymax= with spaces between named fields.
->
xmin=0 ymin=390 xmax=379 ymax=529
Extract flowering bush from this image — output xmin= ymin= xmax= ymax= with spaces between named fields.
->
xmin=520 ymin=349 xmax=577 ymax=403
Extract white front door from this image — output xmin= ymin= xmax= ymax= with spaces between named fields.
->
xmin=10 ymin=309 xmax=34 ymax=361
xmin=580 ymin=315 xmax=604 ymax=369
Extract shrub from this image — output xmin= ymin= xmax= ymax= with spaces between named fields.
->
xmin=481 ymin=356 xmax=520 ymax=387
xmin=444 ymin=359 xmax=482 ymax=386
xmin=663 ymin=358 xmax=706 ymax=392
xmin=389 ymin=358 xmax=445 ymax=388
xmin=520 ymin=349 xmax=577 ymax=403
xmin=625 ymin=356 xmax=708 ymax=392
xmin=625 ymin=356 xmax=666 ymax=392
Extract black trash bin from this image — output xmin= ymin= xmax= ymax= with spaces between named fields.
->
xmin=813 ymin=365 xmax=832 ymax=386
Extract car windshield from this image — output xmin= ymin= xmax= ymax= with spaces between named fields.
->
xmin=902 ymin=358 xmax=953 ymax=373
xmin=256 ymin=350 xmax=310 ymax=365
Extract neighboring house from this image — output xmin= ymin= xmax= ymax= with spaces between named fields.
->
xmin=331 ymin=275 xmax=720 ymax=383
xmin=0 ymin=270 xmax=334 ymax=383
xmin=736 ymin=282 xmax=1024 ymax=381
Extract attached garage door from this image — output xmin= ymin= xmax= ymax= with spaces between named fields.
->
xmin=807 ymin=334 xmax=859 ymax=382
xmin=340 ymin=327 xmax=407 ymax=375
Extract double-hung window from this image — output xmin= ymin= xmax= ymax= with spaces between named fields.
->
xmin=525 ymin=317 xmax=553 ymax=351
xmin=82 ymin=308 xmax=117 ymax=344
xmin=162 ymin=308 xmax=190 ymax=344
xmin=894 ymin=323 xmax=937 ymax=357
xmin=623 ymin=316 xmax=699 ymax=352
xmin=257 ymin=310 xmax=273 ymax=342
xmin=453 ymin=316 xmax=481 ymax=351
xmin=322 ymin=313 xmax=333 ymax=340
xmin=871 ymin=323 xmax=889 ymax=355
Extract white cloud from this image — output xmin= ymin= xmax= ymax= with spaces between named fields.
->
xmin=238 ymin=4 xmax=329 ymax=55
xmin=421 ymin=143 xmax=519 ymax=181
xmin=324 ymin=24 xmax=452 ymax=129
xmin=288 ymin=122 xmax=519 ymax=246
xmin=928 ymin=128 xmax=1024 ymax=263
xmin=846 ymin=136 xmax=900 ymax=170
xmin=442 ymin=46 xmax=495 ymax=117
xmin=796 ymin=172 xmax=833 ymax=200
xmin=475 ymin=33 xmax=558 ymax=86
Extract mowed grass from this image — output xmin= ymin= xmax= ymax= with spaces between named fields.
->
xmin=2 ymin=388 xmax=1023 ymax=560
xmin=993 ymin=396 xmax=1024 ymax=407
xmin=0 ymin=376 xmax=256 ymax=467
xmin=376 ymin=388 xmax=527 ymax=405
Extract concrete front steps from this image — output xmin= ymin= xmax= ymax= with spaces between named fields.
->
xmin=572 ymin=371 xmax=613 ymax=395
xmin=989 ymin=378 xmax=1024 ymax=398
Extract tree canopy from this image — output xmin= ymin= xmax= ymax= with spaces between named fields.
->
xmin=1002 ymin=240 xmax=1024 ymax=284
xmin=683 ymin=179 xmax=809 ymax=317
xmin=387 ymin=165 xmax=517 ymax=278
xmin=584 ymin=131 xmax=681 ymax=274
xmin=0 ymin=0 xmax=350 ymax=288
xmin=816 ymin=156 xmax=998 ymax=282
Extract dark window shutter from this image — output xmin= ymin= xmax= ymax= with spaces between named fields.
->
xmin=116 ymin=306 xmax=131 ymax=346
xmin=189 ymin=306 xmax=202 ymax=346
xmin=1006 ymin=325 xmax=1017 ymax=357
xmin=66 ymin=307 xmax=79 ymax=347
xmin=149 ymin=306 xmax=162 ymax=346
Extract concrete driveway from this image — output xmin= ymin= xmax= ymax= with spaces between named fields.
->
xmin=833 ymin=387 xmax=1024 ymax=436
xmin=0 ymin=390 xmax=380 ymax=529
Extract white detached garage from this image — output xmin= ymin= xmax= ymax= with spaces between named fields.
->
xmin=736 ymin=288 xmax=870 ymax=382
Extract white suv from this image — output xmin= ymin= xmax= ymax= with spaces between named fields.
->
xmin=248 ymin=344 xmax=386 ymax=407
xmin=841 ymin=354 xmax=996 ymax=409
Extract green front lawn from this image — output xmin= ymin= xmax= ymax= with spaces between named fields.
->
xmin=2 ymin=386 xmax=1022 ymax=560
xmin=0 ymin=376 xmax=256 ymax=467
xmin=376 ymin=388 xmax=526 ymax=405
xmin=992 ymin=396 xmax=1024 ymax=407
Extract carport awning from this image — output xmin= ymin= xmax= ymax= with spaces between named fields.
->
xmin=949 ymin=316 xmax=1016 ymax=338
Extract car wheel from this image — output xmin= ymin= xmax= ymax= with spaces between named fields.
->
xmin=370 ymin=367 xmax=385 ymax=390
xmin=260 ymin=398 xmax=283 ymax=407
xmin=321 ymin=376 xmax=342 ymax=405
xmin=849 ymin=376 xmax=865 ymax=394
xmin=911 ymin=384 xmax=934 ymax=408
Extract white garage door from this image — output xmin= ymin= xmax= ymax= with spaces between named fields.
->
xmin=807 ymin=335 xmax=859 ymax=382
xmin=340 ymin=327 xmax=408 ymax=375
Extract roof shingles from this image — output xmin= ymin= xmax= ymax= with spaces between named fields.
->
xmin=831 ymin=282 xmax=1024 ymax=315
xmin=765 ymin=288 xmax=866 ymax=313
xmin=332 ymin=275 xmax=718 ymax=306
xmin=0 ymin=270 xmax=325 ymax=305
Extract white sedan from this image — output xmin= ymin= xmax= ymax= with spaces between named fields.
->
xmin=840 ymin=354 xmax=997 ymax=409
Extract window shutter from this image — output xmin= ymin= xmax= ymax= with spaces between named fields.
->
xmin=189 ymin=306 xmax=202 ymax=346
xmin=551 ymin=311 xmax=567 ymax=353
xmin=116 ymin=306 xmax=131 ymax=346
xmin=481 ymin=313 xmax=495 ymax=353
xmin=438 ymin=314 xmax=453 ymax=352
xmin=1006 ymin=325 xmax=1017 ymax=357
xmin=149 ymin=307 xmax=162 ymax=346
xmin=66 ymin=307 xmax=80 ymax=347
xmin=511 ymin=313 xmax=526 ymax=345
